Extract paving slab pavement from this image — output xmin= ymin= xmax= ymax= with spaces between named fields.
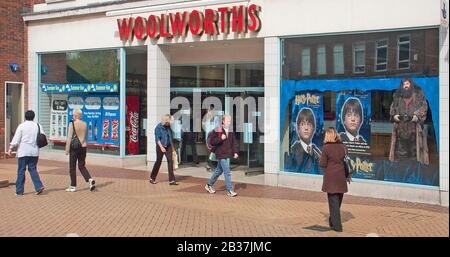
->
xmin=0 ymin=158 xmax=448 ymax=237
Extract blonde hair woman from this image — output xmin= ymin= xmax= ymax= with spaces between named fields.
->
xmin=149 ymin=114 xmax=177 ymax=185
xmin=65 ymin=109 xmax=95 ymax=192
xmin=319 ymin=127 xmax=350 ymax=232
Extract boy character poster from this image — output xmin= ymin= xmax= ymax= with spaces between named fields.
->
xmin=285 ymin=91 xmax=324 ymax=174
xmin=336 ymin=91 xmax=371 ymax=155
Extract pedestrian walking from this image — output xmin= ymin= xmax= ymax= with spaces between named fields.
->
xmin=149 ymin=114 xmax=178 ymax=185
xmin=65 ymin=109 xmax=95 ymax=192
xmin=202 ymin=104 xmax=221 ymax=172
xmin=319 ymin=127 xmax=351 ymax=232
xmin=7 ymin=110 xmax=45 ymax=196
xmin=204 ymin=115 xmax=239 ymax=197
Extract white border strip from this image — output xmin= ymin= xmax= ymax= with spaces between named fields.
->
xmin=105 ymin=0 xmax=248 ymax=17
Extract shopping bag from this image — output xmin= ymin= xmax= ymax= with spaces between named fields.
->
xmin=172 ymin=151 xmax=179 ymax=169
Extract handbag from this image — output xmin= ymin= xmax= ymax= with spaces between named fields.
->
xmin=209 ymin=152 xmax=217 ymax=162
xmin=172 ymin=150 xmax=179 ymax=169
xmin=70 ymin=121 xmax=82 ymax=151
xmin=36 ymin=123 xmax=48 ymax=148
xmin=343 ymin=147 xmax=354 ymax=178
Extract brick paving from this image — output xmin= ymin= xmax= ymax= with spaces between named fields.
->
xmin=0 ymin=158 xmax=448 ymax=237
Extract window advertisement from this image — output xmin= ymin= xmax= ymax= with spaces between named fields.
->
xmin=39 ymin=49 xmax=120 ymax=155
xmin=83 ymin=96 xmax=102 ymax=145
xmin=126 ymin=95 xmax=140 ymax=155
xmin=67 ymin=95 xmax=120 ymax=147
xmin=284 ymin=91 xmax=324 ymax=175
xmin=336 ymin=91 xmax=375 ymax=179
xmin=49 ymin=94 xmax=69 ymax=141
xmin=102 ymin=96 xmax=120 ymax=146
xmin=281 ymin=30 xmax=439 ymax=186
xmin=280 ymin=78 xmax=439 ymax=186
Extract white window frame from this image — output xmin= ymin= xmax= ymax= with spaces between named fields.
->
xmin=375 ymin=39 xmax=388 ymax=72
xmin=353 ymin=41 xmax=366 ymax=74
xmin=301 ymin=48 xmax=311 ymax=76
xmin=333 ymin=44 xmax=344 ymax=75
xmin=316 ymin=45 xmax=327 ymax=75
xmin=397 ymin=34 xmax=410 ymax=70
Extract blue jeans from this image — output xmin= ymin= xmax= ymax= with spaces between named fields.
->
xmin=16 ymin=157 xmax=44 ymax=195
xmin=207 ymin=159 xmax=233 ymax=191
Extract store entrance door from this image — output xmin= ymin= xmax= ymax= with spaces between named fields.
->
xmin=4 ymin=82 xmax=24 ymax=152
xmin=226 ymin=92 xmax=264 ymax=174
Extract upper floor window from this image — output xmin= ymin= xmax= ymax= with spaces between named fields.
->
xmin=398 ymin=35 xmax=410 ymax=69
xmin=317 ymin=45 xmax=326 ymax=75
xmin=301 ymin=48 xmax=311 ymax=76
xmin=375 ymin=39 xmax=388 ymax=72
xmin=333 ymin=44 xmax=344 ymax=74
xmin=353 ymin=42 xmax=366 ymax=73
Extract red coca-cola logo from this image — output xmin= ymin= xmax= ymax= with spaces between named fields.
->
xmin=129 ymin=112 xmax=139 ymax=143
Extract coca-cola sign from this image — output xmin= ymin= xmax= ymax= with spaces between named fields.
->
xmin=126 ymin=96 xmax=140 ymax=155
xmin=129 ymin=112 xmax=139 ymax=143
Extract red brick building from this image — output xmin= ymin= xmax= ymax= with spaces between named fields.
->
xmin=0 ymin=0 xmax=45 ymax=156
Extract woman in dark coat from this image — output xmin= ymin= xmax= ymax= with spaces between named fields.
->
xmin=319 ymin=127 xmax=351 ymax=232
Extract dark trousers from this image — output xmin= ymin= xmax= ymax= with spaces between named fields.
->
xmin=150 ymin=145 xmax=175 ymax=182
xmin=181 ymin=133 xmax=198 ymax=163
xmin=327 ymin=193 xmax=344 ymax=231
xmin=69 ymin=147 xmax=92 ymax=187
xmin=16 ymin=156 xmax=44 ymax=194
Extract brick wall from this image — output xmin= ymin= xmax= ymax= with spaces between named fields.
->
xmin=0 ymin=0 xmax=43 ymax=154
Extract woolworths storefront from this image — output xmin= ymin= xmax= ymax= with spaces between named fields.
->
xmin=24 ymin=0 xmax=448 ymax=206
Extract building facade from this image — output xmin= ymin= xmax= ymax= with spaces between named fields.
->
xmin=0 ymin=0 xmax=45 ymax=157
xmin=21 ymin=0 xmax=448 ymax=206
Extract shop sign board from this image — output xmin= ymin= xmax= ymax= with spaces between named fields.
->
xmin=117 ymin=4 xmax=261 ymax=42
xmin=41 ymin=83 xmax=119 ymax=93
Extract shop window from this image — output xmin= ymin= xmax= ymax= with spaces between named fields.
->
xmin=353 ymin=42 xmax=366 ymax=73
xmin=317 ymin=45 xmax=326 ymax=75
xmin=301 ymin=48 xmax=311 ymax=76
xmin=199 ymin=65 xmax=225 ymax=87
xmin=398 ymin=35 xmax=410 ymax=69
xmin=171 ymin=66 xmax=197 ymax=87
xmin=39 ymin=49 xmax=121 ymax=155
xmin=228 ymin=63 xmax=264 ymax=87
xmin=333 ymin=44 xmax=344 ymax=74
xmin=281 ymin=29 xmax=440 ymax=186
xmin=375 ymin=39 xmax=388 ymax=72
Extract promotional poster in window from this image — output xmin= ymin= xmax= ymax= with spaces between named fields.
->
xmin=67 ymin=95 xmax=120 ymax=147
xmin=284 ymin=91 xmax=324 ymax=175
xmin=280 ymin=77 xmax=439 ymax=186
xmin=336 ymin=91 xmax=371 ymax=154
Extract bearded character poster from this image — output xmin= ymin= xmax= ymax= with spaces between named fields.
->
xmin=284 ymin=91 xmax=324 ymax=174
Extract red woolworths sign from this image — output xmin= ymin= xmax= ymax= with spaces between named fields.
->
xmin=117 ymin=4 xmax=261 ymax=42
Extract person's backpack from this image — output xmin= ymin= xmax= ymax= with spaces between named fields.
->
xmin=206 ymin=130 xmax=217 ymax=153
xmin=36 ymin=123 xmax=48 ymax=148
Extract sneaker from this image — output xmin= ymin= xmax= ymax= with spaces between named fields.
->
xmin=149 ymin=178 xmax=157 ymax=184
xmin=89 ymin=178 xmax=96 ymax=191
xmin=227 ymin=190 xmax=237 ymax=197
xmin=35 ymin=187 xmax=45 ymax=195
xmin=204 ymin=184 xmax=216 ymax=194
xmin=169 ymin=181 xmax=179 ymax=186
xmin=15 ymin=193 xmax=23 ymax=196
xmin=65 ymin=186 xmax=76 ymax=192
